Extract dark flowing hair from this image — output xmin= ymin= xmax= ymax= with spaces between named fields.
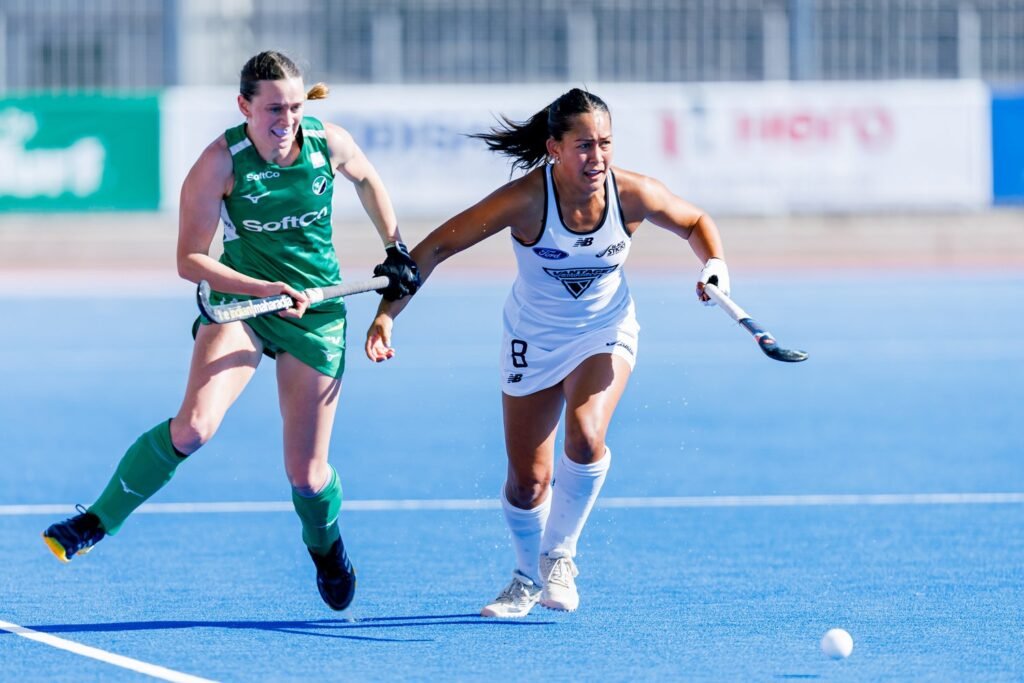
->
xmin=239 ymin=50 xmax=329 ymax=102
xmin=470 ymin=88 xmax=611 ymax=173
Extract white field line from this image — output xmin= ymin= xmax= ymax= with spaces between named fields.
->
xmin=596 ymin=492 xmax=1024 ymax=507
xmin=3 ymin=492 xmax=1024 ymax=517
xmin=0 ymin=619 xmax=217 ymax=683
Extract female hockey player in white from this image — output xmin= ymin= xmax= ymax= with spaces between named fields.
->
xmin=364 ymin=88 xmax=729 ymax=618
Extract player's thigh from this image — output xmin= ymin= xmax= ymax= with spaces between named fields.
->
xmin=502 ymin=384 xmax=564 ymax=483
xmin=177 ymin=320 xmax=264 ymax=424
xmin=276 ymin=352 xmax=341 ymax=479
xmin=561 ymin=353 xmax=632 ymax=460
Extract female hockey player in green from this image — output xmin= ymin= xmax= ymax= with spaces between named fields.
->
xmin=42 ymin=51 xmax=419 ymax=611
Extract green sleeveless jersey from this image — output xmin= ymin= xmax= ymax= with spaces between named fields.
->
xmin=220 ymin=116 xmax=340 ymax=292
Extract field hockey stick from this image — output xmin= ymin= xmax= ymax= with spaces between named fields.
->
xmin=196 ymin=276 xmax=390 ymax=324
xmin=704 ymin=283 xmax=808 ymax=363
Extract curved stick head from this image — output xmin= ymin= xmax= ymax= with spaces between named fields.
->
xmin=739 ymin=318 xmax=809 ymax=363
xmin=757 ymin=334 xmax=809 ymax=362
xmin=196 ymin=280 xmax=217 ymax=320
xmin=763 ymin=344 xmax=809 ymax=362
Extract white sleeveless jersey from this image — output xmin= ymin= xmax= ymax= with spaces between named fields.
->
xmin=503 ymin=165 xmax=634 ymax=350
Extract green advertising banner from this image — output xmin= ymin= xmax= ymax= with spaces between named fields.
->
xmin=0 ymin=94 xmax=159 ymax=211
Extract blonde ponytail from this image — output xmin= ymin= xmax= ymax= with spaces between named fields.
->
xmin=306 ymin=82 xmax=329 ymax=100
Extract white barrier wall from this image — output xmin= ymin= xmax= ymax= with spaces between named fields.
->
xmin=162 ymin=81 xmax=991 ymax=218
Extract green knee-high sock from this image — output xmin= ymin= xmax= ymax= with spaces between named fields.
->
xmin=88 ymin=419 xmax=186 ymax=535
xmin=291 ymin=466 xmax=342 ymax=555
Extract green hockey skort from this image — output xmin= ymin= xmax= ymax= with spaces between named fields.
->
xmin=194 ymin=297 xmax=347 ymax=378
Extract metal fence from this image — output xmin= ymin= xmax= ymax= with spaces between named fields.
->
xmin=1 ymin=0 xmax=1023 ymax=90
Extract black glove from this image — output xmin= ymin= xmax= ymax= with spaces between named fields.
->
xmin=373 ymin=240 xmax=421 ymax=301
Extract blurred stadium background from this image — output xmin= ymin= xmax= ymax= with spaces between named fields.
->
xmin=0 ymin=0 xmax=1023 ymax=274
xmin=3 ymin=6 xmax=1023 ymax=680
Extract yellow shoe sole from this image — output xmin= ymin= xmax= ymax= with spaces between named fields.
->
xmin=42 ymin=534 xmax=71 ymax=563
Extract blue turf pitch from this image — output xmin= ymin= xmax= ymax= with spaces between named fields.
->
xmin=1 ymin=272 xmax=1022 ymax=681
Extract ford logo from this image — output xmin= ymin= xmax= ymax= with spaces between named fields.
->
xmin=533 ymin=247 xmax=569 ymax=260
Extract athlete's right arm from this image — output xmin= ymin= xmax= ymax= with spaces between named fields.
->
xmin=364 ymin=175 xmax=538 ymax=362
xmin=176 ymin=137 xmax=309 ymax=316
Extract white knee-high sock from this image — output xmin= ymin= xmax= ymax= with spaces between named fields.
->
xmin=501 ymin=486 xmax=550 ymax=585
xmin=540 ymin=448 xmax=611 ymax=559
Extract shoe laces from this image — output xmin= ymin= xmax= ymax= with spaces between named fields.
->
xmin=68 ymin=505 xmax=100 ymax=532
xmin=63 ymin=505 xmax=105 ymax=550
xmin=546 ymin=557 xmax=577 ymax=589
xmin=498 ymin=575 xmax=535 ymax=605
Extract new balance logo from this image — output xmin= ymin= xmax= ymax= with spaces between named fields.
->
xmin=572 ymin=237 xmax=594 ymax=247
xmin=543 ymin=265 xmax=618 ymax=298
xmin=324 ymin=335 xmax=342 ymax=345
xmin=242 ymin=191 xmax=270 ymax=204
xmin=506 ymin=373 xmax=523 ymax=383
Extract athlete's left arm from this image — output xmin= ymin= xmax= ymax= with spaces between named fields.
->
xmin=326 ymin=122 xmax=420 ymax=300
xmin=618 ymin=169 xmax=728 ymax=303
xmin=325 ymin=122 xmax=403 ymax=246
